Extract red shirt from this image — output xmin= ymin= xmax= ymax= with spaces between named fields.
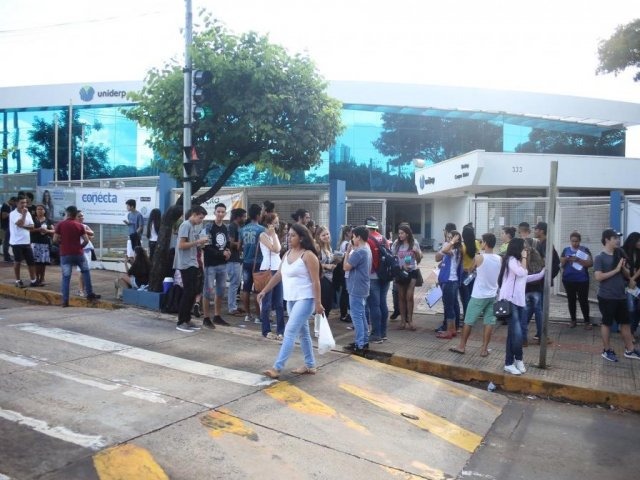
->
xmin=55 ymin=219 xmax=86 ymax=256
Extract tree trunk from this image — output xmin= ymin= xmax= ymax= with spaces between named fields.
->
xmin=148 ymin=203 xmax=183 ymax=292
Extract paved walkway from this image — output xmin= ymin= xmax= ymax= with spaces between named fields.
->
xmin=1 ymin=254 xmax=638 ymax=411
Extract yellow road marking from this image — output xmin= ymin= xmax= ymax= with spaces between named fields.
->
xmin=200 ymin=407 xmax=258 ymax=441
xmin=93 ymin=444 xmax=168 ymax=480
xmin=264 ymin=381 xmax=369 ymax=433
xmin=350 ymin=355 xmax=501 ymax=412
xmin=382 ymin=464 xmax=446 ymax=480
xmin=340 ymin=383 xmax=482 ymax=453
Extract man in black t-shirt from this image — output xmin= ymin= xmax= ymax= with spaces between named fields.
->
xmin=201 ymin=203 xmax=231 ymax=328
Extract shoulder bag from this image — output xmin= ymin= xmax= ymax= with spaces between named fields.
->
xmin=493 ymin=267 xmax=515 ymax=318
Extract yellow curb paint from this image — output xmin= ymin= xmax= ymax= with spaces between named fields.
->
xmin=264 ymin=381 xmax=368 ymax=433
xmin=93 ymin=444 xmax=168 ymax=480
xmin=200 ymin=408 xmax=258 ymax=441
xmin=350 ymin=355 xmax=502 ymax=413
xmin=340 ymin=383 xmax=482 ymax=453
xmin=382 ymin=464 xmax=446 ymax=480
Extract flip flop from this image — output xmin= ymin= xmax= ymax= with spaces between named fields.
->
xmin=480 ymin=350 xmax=490 ymax=357
xmin=449 ymin=347 xmax=465 ymax=354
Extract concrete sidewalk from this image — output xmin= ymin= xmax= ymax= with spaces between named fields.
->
xmin=1 ymin=256 xmax=638 ymax=412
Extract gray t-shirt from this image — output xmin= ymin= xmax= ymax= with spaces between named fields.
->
xmin=594 ymin=250 xmax=626 ymax=300
xmin=346 ymin=246 xmax=371 ymax=298
xmin=173 ymin=219 xmax=202 ymax=270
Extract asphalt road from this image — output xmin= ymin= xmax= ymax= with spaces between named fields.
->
xmin=0 ymin=303 xmax=506 ymax=480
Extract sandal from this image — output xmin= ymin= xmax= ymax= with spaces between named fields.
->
xmin=291 ymin=366 xmax=317 ymax=375
xmin=584 ymin=323 xmax=593 ymax=330
xmin=397 ymin=323 xmax=407 ymax=330
xmin=407 ymin=323 xmax=417 ymax=331
xmin=449 ymin=347 xmax=465 ymax=354
xmin=436 ymin=331 xmax=456 ymax=339
xmin=263 ymin=368 xmax=281 ymax=379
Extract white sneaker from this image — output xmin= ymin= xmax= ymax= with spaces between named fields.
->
xmin=504 ymin=364 xmax=521 ymax=375
xmin=254 ymin=317 xmax=261 ymax=324
xmin=515 ymin=360 xmax=527 ymax=373
xmin=244 ymin=315 xmax=252 ymax=323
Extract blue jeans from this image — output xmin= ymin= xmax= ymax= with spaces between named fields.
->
xmin=441 ymin=281 xmax=460 ymax=328
xmin=61 ymin=254 xmax=93 ymax=303
xmin=226 ymin=262 xmax=242 ymax=311
xmin=367 ymin=278 xmax=390 ymax=338
xmin=524 ymin=291 xmax=542 ymax=340
xmin=627 ymin=291 xmax=640 ymax=335
xmin=505 ymin=303 xmax=525 ymax=366
xmin=273 ymin=298 xmax=315 ymax=371
xmin=260 ymin=272 xmax=284 ymax=336
xmin=350 ymin=295 xmax=368 ymax=348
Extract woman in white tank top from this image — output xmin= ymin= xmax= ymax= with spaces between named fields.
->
xmin=257 ymin=223 xmax=324 ymax=379
xmin=258 ymin=213 xmax=284 ymax=339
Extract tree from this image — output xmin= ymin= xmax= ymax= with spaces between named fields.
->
xmin=373 ymin=114 xmax=503 ymax=167
xmin=27 ymin=109 xmax=111 ymax=180
xmin=596 ymin=19 xmax=640 ymax=82
xmin=125 ymin=14 xmax=343 ymax=291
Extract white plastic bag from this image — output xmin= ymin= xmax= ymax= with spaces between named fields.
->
xmin=316 ymin=313 xmax=335 ymax=354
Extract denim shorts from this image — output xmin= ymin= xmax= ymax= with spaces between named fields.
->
xmin=203 ymin=264 xmax=227 ymax=299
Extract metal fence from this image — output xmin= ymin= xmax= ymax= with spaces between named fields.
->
xmin=471 ymin=196 xmax=611 ymax=298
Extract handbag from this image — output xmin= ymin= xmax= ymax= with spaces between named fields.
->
xmin=252 ymin=236 xmax=272 ymax=293
xmin=493 ymin=267 xmax=516 ymax=318
xmin=316 ymin=313 xmax=336 ymax=354
xmin=415 ymin=269 xmax=424 ymax=287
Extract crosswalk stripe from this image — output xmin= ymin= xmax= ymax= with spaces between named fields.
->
xmin=93 ymin=444 xmax=168 ymax=480
xmin=264 ymin=381 xmax=368 ymax=433
xmin=350 ymin=356 xmax=502 ymax=412
xmin=11 ymin=323 xmax=274 ymax=387
xmin=0 ymin=407 xmax=106 ymax=450
xmin=340 ymin=383 xmax=482 ymax=453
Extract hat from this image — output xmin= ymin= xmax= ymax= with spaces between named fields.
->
xmin=601 ymin=228 xmax=623 ymax=244
xmin=365 ymin=217 xmax=379 ymax=229
xmin=533 ymin=222 xmax=547 ymax=234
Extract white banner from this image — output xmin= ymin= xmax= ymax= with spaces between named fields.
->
xmin=75 ymin=187 xmax=158 ymax=224
xmin=200 ymin=192 xmax=244 ymax=221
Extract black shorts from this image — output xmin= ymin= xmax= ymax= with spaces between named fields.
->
xmin=12 ymin=244 xmax=35 ymax=266
xmin=597 ymin=297 xmax=629 ymax=326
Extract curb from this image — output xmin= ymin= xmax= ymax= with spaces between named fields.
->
xmin=384 ymin=354 xmax=640 ymax=413
xmin=0 ymin=284 xmax=121 ymax=310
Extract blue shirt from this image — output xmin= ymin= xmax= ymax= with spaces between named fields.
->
xmin=240 ymin=222 xmax=266 ymax=265
xmin=127 ymin=210 xmax=143 ymax=235
xmin=346 ymin=246 xmax=371 ymax=298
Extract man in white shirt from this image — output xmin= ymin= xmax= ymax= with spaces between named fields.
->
xmin=450 ymin=233 xmax=501 ymax=357
xmin=9 ymin=196 xmax=38 ymax=287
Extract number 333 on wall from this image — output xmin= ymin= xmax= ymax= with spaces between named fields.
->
xmin=512 ymin=166 xmax=523 ymax=173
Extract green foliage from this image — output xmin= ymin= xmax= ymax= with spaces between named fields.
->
xmin=125 ymin=13 xmax=344 ymax=196
xmin=373 ymin=114 xmax=503 ymax=166
xmin=27 ymin=109 xmax=111 ymax=180
xmin=515 ymin=129 xmax=625 ymax=156
xmin=597 ymin=19 xmax=640 ymax=82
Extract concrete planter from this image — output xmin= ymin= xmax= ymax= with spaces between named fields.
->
xmin=122 ymin=289 xmax=164 ymax=310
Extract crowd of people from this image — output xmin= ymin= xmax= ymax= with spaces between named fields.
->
xmin=438 ymin=220 xmax=640 ymax=374
xmin=4 ymin=190 xmax=640 ymax=377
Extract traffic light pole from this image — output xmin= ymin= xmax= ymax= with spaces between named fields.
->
xmin=182 ymin=0 xmax=193 ymax=218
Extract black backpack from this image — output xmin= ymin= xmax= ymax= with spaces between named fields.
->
xmin=376 ymin=239 xmax=401 ymax=283
xmin=161 ymin=284 xmax=184 ymax=313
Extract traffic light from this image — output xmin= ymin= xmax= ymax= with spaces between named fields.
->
xmin=192 ymin=70 xmax=213 ymax=121
xmin=183 ymin=145 xmax=201 ymax=181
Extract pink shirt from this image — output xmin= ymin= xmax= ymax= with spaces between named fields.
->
xmin=497 ymin=257 xmax=545 ymax=307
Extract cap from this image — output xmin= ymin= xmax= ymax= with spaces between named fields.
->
xmin=365 ymin=217 xmax=379 ymax=229
xmin=533 ymin=222 xmax=547 ymax=234
xmin=601 ymin=228 xmax=623 ymax=244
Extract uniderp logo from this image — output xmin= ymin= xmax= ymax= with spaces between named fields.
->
xmin=79 ymin=86 xmax=95 ymax=102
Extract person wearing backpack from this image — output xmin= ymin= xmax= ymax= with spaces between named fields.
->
xmin=365 ymin=217 xmax=391 ymax=343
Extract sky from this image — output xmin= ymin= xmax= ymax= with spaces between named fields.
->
xmin=1 ymin=0 xmax=638 ymax=104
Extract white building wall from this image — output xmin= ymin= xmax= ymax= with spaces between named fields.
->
xmin=431 ymin=196 xmax=472 ymax=241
